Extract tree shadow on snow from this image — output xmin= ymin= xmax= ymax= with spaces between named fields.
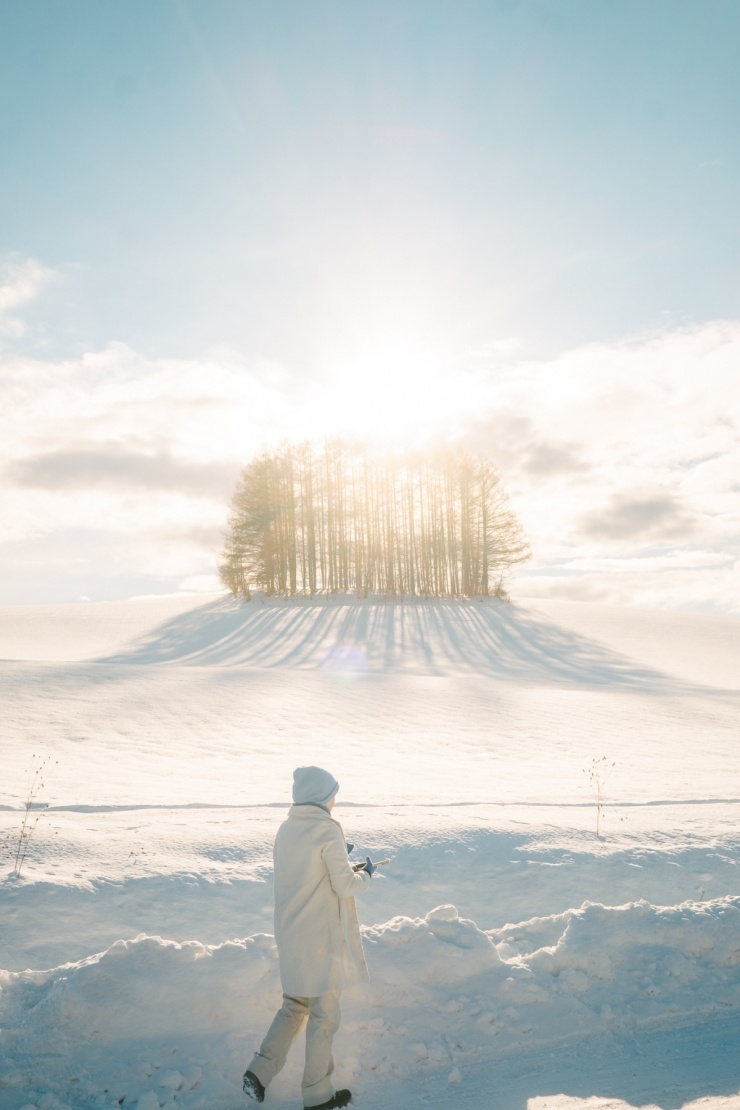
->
xmin=100 ymin=596 xmax=680 ymax=691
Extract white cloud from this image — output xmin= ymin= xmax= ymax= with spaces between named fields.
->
xmin=579 ymin=492 xmax=699 ymax=543
xmin=463 ymin=337 xmax=524 ymax=361
xmin=0 ymin=256 xmax=54 ymax=337
xmin=515 ymin=559 xmax=740 ymax=614
xmin=459 ymin=320 xmax=740 ymax=611
xmin=177 ymin=574 xmax=223 ymax=593
xmin=7 ymin=445 xmax=237 ymax=498
xmin=0 ymin=320 xmax=739 ymax=609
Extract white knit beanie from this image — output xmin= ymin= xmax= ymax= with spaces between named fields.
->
xmin=292 ymin=765 xmax=340 ymax=806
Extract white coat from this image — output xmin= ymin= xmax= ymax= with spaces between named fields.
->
xmin=272 ymin=804 xmax=372 ymax=997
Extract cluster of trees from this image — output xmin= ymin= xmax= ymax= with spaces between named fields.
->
xmin=219 ymin=442 xmax=529 ymax=600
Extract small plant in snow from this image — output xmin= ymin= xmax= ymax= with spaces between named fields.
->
xmin=583 ymin=756 xmax=615 ymax=838
xmin=6 ymin=754 xmax=55 ymax=878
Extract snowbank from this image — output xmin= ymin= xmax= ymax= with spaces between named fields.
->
xmin=2 ymin=897 xmax=739 ymax=1110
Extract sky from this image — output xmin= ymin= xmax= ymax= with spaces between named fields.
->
xmin=1 ymin=0 xmax=739 ymax=610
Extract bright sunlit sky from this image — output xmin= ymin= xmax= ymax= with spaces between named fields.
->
xmin=1 ymin=0 xmax=739 ymax=609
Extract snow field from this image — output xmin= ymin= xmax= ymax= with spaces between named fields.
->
xmin=4 ymin=662 xmax=738 ymax=811
xmin=2 ymin=594 xmax=740 ymax=1109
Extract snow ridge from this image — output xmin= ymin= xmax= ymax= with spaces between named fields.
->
xmin=2 ymin=897 xmax=739 ymax=1110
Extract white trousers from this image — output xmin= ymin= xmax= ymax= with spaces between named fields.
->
xmin=248 ymin=991 xmax=341 ymax=1108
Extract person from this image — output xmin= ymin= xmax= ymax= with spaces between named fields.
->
xmin=243 ymin=766 xmax=377 ymax=1110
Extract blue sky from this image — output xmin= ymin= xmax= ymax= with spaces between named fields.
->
xmin=4 ymin=0 xmax=739 ymax=360
xmin=1 ymin=1 xmax=739 ymax=607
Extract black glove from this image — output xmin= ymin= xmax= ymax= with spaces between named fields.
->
xmin=361 ymin=856 xmax=376 ymax=876
xmin=346 ymin=842 xmax=354 ymax=855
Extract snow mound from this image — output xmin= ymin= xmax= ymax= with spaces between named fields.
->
xmin=3 ymin=594 xmax=739 ymax=688
xmin=2 ymin=898 xmax=739 ymax=1109
xmin=98 ymin=595 xmax=675 ymax=687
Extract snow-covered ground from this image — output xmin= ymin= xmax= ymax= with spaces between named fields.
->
xmin=1 ymin=594 xmax=739 ymax=1110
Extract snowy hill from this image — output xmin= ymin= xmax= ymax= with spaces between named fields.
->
xmin=3 ymin=593 xmax=739 ymax=689
xmin=1 ymin=595 xmax=739 ymax=1110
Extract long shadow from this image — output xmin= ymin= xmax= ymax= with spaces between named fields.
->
xmin=99 ymin=596 xmax=682 ymax=691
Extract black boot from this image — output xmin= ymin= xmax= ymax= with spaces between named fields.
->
xmin=243 ymin=1070 xmax=265 ymax=1103
xmin=307 ymin=1091 xmax=352 ymax=1110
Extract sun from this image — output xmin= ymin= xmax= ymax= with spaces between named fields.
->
xmin=312 ymin=340 xmax=466 ymax=447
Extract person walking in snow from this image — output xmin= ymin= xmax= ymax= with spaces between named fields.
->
xmin=243 ymin=766 xmax=378 ymax=1110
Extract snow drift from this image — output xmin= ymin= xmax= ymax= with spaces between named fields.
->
xmin=2 ymin=897 xmax=739 ymax=1110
